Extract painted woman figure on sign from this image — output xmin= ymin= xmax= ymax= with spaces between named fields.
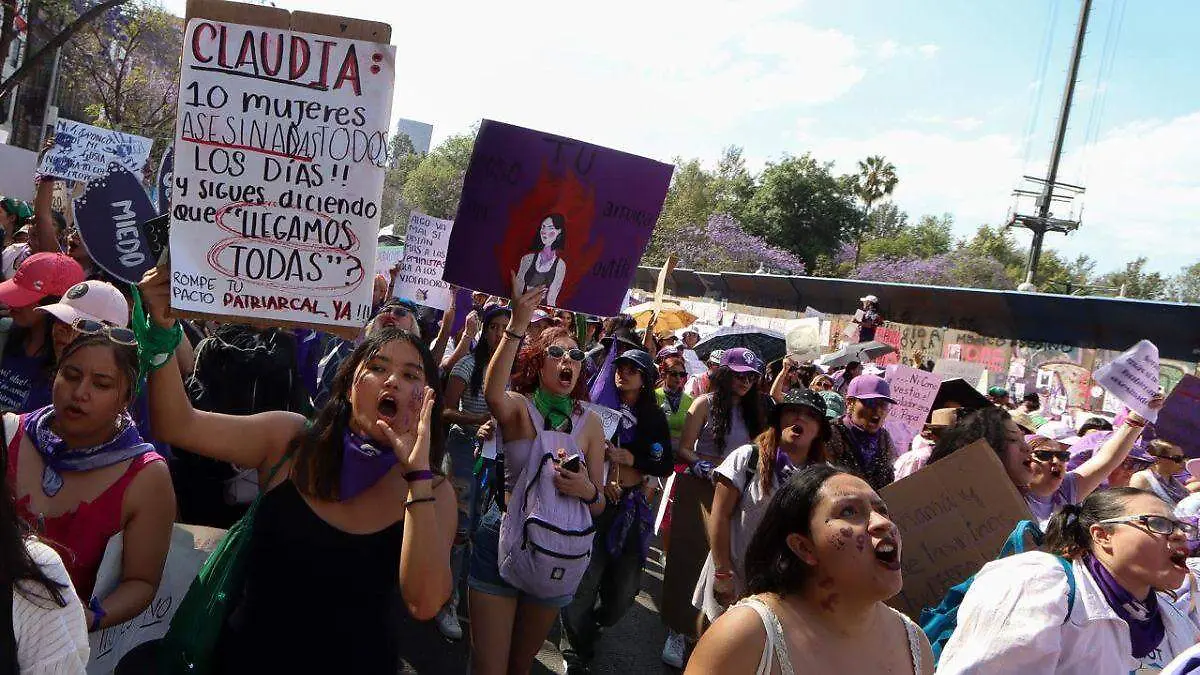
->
xmin=514 ymin=214 xmax=567 ymax=306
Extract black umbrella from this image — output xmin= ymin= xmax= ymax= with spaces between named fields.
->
xmin=694 ymin=326 xmax=787 ymax=364
xmin=817 ymin=341 xmax=897 ymax=369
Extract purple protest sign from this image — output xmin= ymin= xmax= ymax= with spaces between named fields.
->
xmin=72 ymin=163 xmax=160 ymax=284
xmin=1156 ymin=374 xmax=1200 ymax=458
xmin=443 ymin=120 xmax=673 ymax=316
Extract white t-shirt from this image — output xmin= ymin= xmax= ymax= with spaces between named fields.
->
xmin=12 ymin=539 xmax=90 ymax=673
xmin=1 ymin=243 xmax=30 ymax=281
xmin=692 ymin=443 xmax=777 ymax=622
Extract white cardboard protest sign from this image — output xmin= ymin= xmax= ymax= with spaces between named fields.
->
xmin=375 ymin=244 xmax=405 ymax=277
xmin=168 ymin=19 xmax=395 ymax=332
xmin=39 ymin=119 xmax=153 ymax=183
xmin=884 ymin=364 xmax=942 ymax=460
xmin=393 ymin=211 xmax=452 ymax=308
xmin=784 ymin=317 xmax=822 ymax=362
xmin=581 ymin=402 xmax=622 ymax=440
xmin=87 ymin=524 xmax=225 ymax=673
xmin=1093 ymin=340 xmax=1161 ymax=422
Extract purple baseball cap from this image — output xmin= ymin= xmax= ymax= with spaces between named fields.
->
xmin=846 ymin=374 xmax=898 ymax=404
xmin=721 ymin=347 xmax=763 ymax=374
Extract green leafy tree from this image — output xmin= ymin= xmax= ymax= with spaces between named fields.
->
xmin=379 ymin=132 xmax=423 ymax=234
xmin=400 ymin=130 xmax=476 ymax=220
xmin=645 ymin=146 xmax=755 ymax=266
xmin=852 ymin=155 xmax=898 ymax=265
xmin=739 ymin=153 xmax=864 ymax=271
xmin=1096 ymin=257 xmax=1169 ymax=300
xmin=56 ymin=1 xmax=181 ymax=157
xmin=861 ymin=213 xmax=953 ymax=261
xmin=1170 ymin=262 xmax=1200 ymax=303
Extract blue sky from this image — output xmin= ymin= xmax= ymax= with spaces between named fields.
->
xmin=160 ymin=0 xmax=1199 ymax=276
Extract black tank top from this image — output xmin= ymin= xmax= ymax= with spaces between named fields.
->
xmin=524 ymin=255 xmax=559 ymax=290
xmin=217 ymin=480 xmax=404 ymax=674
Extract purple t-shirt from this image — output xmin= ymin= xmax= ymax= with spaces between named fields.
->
xmin=1025 ymin=471 xmax=1079 ymax=526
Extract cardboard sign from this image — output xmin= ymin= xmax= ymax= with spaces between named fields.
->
xmin=393 ymin=211 xmax=452 ymax=309
xmin=933 ymin=359 xmax=986 ymax=389
xmin=785 ymin=317 xmax=822 ymax=362
xmin=87 ymin=524 xmax=225 ymax=673
xmin=72 ymin=163 xmax=161 ymax=284
xmin=1093 ymin=340 xmax=1161 ymax=422
xmin=442 ymin=120 xmax=673 ymax=315
xmin=884 ymin=364 xmax=942 ymax=460
xmin=167 ymin=18 xmax=396 ymax=332
xmin=40 ymin=119 xmax=153 ymax=182
xmin=1156 ymin=374 xmax=1200 ymax=458
xmin=881 ymin=439 xmax=1032 ymax=618
xmin=375 ymin=244 xmax=405 ymax=277
xmin=0 ymin=144 xmax=37 ymax=201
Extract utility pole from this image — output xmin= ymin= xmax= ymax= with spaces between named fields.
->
xmin=1009 ymin=0 xmax=1092 ymax=289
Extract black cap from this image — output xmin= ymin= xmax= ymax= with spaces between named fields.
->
xmin=772 ymin=388 xmax=827 ymax=426
xmin=615 ymin=349 xmax=656 ymax=380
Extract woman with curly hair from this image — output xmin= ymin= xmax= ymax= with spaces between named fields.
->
xmin=676 ymin=348 xmax=769 ymax=478
xmin=467 ymin=276 xmax=608 ymax=675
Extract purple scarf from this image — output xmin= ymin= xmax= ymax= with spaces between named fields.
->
xmin=606 ymin=488 xmax=653 ymax=560
xmin=25 ymin=405 xmax=155 ymax=497
xmin=340 ymin=431 xmax=398 ymax=501
xmin=774 ymin=446 xmax=800 ymax=485
xmin=841 ymin=414 xmax=882 ymax=465
xmin=617 ymin=403 xmax=638 ymax=446
xmin=1084 ymin=554 xmax=1165 ymax=659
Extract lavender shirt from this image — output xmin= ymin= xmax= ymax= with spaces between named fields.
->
xmin=1025 ymin=471 xmax=1080 ymax=527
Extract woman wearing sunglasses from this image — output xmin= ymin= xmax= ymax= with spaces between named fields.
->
xmin=655 ymin=348 xmax=694 ymax=453
xmin=1131 ymin=440 xmax=1194 ymax=507
xmin=138 ymin=267 xmax=455 ymax=674
xmin=940 ymin=487 xmax=1197 ymax=673
xmin=2 ymin=324 xmax=174 ymax=635
xmin=676 ymin=348 xmax=768 ymax=477
xmin=468 ymin=276 xmax=607 ymax=675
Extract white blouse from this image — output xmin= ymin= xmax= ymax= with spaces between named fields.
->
xmin=11 ymin=539 xmax=89 ymax=674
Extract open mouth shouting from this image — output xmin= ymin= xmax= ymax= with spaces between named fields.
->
xmin=557 ymin=365 xmax=576 ymax=389
xmin=1170 ymin=548 xmax=1190 ymax=573
xmin=874 ymin=537 xmax=901 ymax=571
xmin=377 ymin=392 xmax=398 ymax=422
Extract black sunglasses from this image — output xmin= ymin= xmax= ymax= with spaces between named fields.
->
xmin=377 ymin=305 xmax=412 ymax=319
xmin=664 ymin=370 xmax=688 ymax=378
xmin=1032 ymin=449 xmax=1071 ymax=463
xmin=546 ymin=345 xmax=585 ymax=362
xmin=1157 ymin=453 xmax=1187 ymax=464
xmin=73 ymin=318 xmax=137 ymax=346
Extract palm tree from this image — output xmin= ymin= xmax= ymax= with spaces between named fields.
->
xmin=854 ymin=155 xmax=899 ymax=266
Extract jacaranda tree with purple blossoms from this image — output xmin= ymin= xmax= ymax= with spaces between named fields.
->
xmin=672 ymin=214 xmax=806 ymax=275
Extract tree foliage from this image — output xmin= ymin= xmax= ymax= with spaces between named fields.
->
xmin=399 ymin=130 xmax=476 ymax=221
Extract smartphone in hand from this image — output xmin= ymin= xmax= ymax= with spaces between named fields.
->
xmin=560 ymin=454 xmax=583 ymax=473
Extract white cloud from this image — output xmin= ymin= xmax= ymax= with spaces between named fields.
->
xmin=799 ymin=111 xmax=1200 ymax=274
xmin=917 ymin=44 xmax=941 ymax=58
xmin=877 ymin=40 xmax=900 ymax=60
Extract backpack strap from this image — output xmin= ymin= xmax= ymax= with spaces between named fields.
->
xmin=1056 ymin=555 xmax=1077 ymax=624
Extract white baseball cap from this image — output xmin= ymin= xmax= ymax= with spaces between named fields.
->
xmin=36 ymin=280 xmax=130 ymax=327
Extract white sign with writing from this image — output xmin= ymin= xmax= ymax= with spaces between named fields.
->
xmin=1093 ymin=339 xmax=1161 ymax=422
xmin=168 ymin=19 xmax=396 ymax=330
xmin=581 ymin=402 xmax=622 ymax=441
xmin=393 ymin=211 xmax=452 ymax=308
xmin=86 ymin=524 xmax=225 ymax=673
xmin=39 ymin=119 xmax=153 ymax=183
xmin=375 ymin=244 xmax=405 ymax=277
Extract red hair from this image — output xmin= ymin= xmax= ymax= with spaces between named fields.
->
xmin=510 ymin=326 xmax=590 ymax=402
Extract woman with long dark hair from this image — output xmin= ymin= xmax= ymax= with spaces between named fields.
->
xmin=688 ymin=464 xmax=931 ymax=674
xmin=514 ymin=214 xmax=567 ymax=306
xmin=139 ymin=268 xmax=455 ymax=674
xmin=468 ymin=277 xmax=607 ymax=675
xmin=436 ymin=304 xmax=511 ymax=639
xmin=561 ymin=348 xmax=673 ymax=672
xmin=940 ymin=488 xmax=1196 ymax=673
xmin=676 ymin=348 xmax=768 ymax=477
xmin=3 ymin=329 xmax=174 ymax=633
xmin=692 ymin=389 xmax=831 ymax=624
xmin=1 ymin=425 xmax=89 ymax=671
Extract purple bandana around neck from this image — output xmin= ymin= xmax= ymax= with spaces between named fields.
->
xmin=774 ymin=446 xmax=800 ymax=486
xmin=841 ymin=414 xmax=882 ymax=465
xmin=1084 ymin=554 xmax=1164 ymax=659
xmin=24 ymin=405 xmax=155 ymax=497
xmin=340 ymin=431 xmax=398 ymax=501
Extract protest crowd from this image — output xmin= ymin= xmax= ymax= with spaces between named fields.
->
xmin=2 ymin=4 xmax=1200 ymax=675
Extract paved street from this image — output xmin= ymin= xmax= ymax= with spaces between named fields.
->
xmin=397 ymin=545 xmax=681 ymax=674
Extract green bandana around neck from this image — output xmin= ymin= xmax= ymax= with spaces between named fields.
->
xmin=533 ymin=388 xmax=574 ymax=430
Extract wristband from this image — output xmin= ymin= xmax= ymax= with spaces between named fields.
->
xmin=404 ymin=469 xmax=435 ymax=482
xmin=504 ymin=329 xmax=525 ymax=340
xmin=406 ymin=497 xmax=436 ymax=507
xmin=89 ymin=596 xmax=106 ymax=631
xmin=582 ymin=486 xmax=602 ymax=505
